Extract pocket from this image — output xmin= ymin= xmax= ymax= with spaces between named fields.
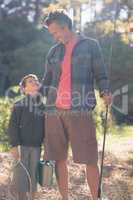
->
xmin=81 ymin=112 xmax=96 ymax=142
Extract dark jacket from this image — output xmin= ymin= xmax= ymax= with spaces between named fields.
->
xmin=8 ymin=95 xmax=45 ymax=147
xmin=42 ymin=35 xmax=110 ymax=111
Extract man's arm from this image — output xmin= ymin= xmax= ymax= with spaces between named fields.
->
xmin=40 ymin=54 xmax=52 ymax=97
xmin=101 ymin=92 xmax=112 ymax=106
xmin=92 ymin=40 xmax=112 ymax=105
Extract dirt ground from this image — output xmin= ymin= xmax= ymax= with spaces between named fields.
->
xmin=0 ymin=135 xmax=133 ymax=200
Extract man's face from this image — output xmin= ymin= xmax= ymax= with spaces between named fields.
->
xmin=48 ymin=22 xmax=70 ymax=44
xmin=23 ymin=77 xmax=40 ymax=95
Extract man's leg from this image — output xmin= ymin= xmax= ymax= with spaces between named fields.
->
xmin=55 ymin=160 xmax=68 ymax=200
xmin=86 ymin=164 xmax=99 ymax=200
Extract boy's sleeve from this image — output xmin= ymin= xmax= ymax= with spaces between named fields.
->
xmin=8 ymin=105 xmax=21 ymax=147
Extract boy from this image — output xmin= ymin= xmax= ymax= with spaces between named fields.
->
xmin=8 ymin=74 xmax=45 ymax=200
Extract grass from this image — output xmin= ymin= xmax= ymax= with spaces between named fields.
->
xmin=117 ymin=125 xmax=133 ymax=137
xmin=0 ymin=142 xmax=10 ymax=152
xmin=98 ymin=124 xmax=133 ymax=149
xmin=0 ymin=124 xmax=133 ymax=199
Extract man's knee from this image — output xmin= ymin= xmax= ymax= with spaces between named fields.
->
xmin=56 ymin=160 xmax=67 ymax=165
xmin=86 ymin=164 xmax=99 ymax=171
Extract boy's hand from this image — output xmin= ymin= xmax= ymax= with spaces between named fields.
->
xmin=10 ymin=147 xmax=20 ymax=160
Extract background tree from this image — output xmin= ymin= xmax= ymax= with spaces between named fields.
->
xmin=0 ymin=0 xmax=53 ymax=94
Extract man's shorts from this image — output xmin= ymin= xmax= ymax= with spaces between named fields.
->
xmin=45 ymin=110 xmax=98 ymax=164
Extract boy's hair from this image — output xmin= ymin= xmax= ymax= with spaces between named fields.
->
xmin=19 ymin=74 xmax=39 ymax=88
xmin=44 ymin=10 xmax=72 ymax=30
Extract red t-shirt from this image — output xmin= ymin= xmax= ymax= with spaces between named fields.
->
xmin=55 ymin=39 xmax=76 ymax=109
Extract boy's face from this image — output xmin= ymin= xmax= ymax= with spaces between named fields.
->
xmin=23 ymin=77 xmax=40 ymax=95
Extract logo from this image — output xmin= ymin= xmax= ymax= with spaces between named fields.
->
xmin=112 ymin=85 xmax=128 ymax=115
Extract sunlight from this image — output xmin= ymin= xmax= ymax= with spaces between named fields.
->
xmin=95 ymin=1 xmax=103 ymax=13
xmin=81 ymin=4 xmax=92 ymax=26
xmin=81 ymin=1 xmax=103 ymax=27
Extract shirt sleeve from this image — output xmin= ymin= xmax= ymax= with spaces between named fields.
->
xmin=40 ymin=52 xmax=52 ymax=97
xmin=8 ymin=105 xmax=21 ymax=147
xmin=92 ymin=40 xmax=110 ymax=96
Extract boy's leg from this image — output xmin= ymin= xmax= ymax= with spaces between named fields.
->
xmin=55 ymin=160 xmax=68 ymax=200
xmin=86 ymin=164 xmax=99 ymax=200
xmin=17 ymin=192 xmax=35 ymax=200
xmin=10 ymin=147 xmax=29 ymax=199
xmin=27 ymin=192 xmax=35 ymax=200
xmin=29 ymin=147 xmax=41 ymax=198
xmin=17 ymin=192 xmax=28 ymax=200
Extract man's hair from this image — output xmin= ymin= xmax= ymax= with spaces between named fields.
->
xmin=19 ymin=74 xmax=39 ymax=88
xmin=44 ymin=10 xmax=72 ymax=30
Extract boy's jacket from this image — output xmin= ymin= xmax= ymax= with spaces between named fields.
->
xmin=8 ymin=95 xmax=45 ymax=147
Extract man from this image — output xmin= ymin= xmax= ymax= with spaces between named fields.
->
xmin=42 ymin=10 xmax=112 ymax=200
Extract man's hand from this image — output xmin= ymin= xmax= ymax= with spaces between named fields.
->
xmin=10 ymin=146 xmax=20 ymax=160
xmin=102 ymin=93 xmax=113 ymax=106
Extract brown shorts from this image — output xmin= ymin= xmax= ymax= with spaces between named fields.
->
xmin=44 ymin=110 xmax=98 ymax=164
